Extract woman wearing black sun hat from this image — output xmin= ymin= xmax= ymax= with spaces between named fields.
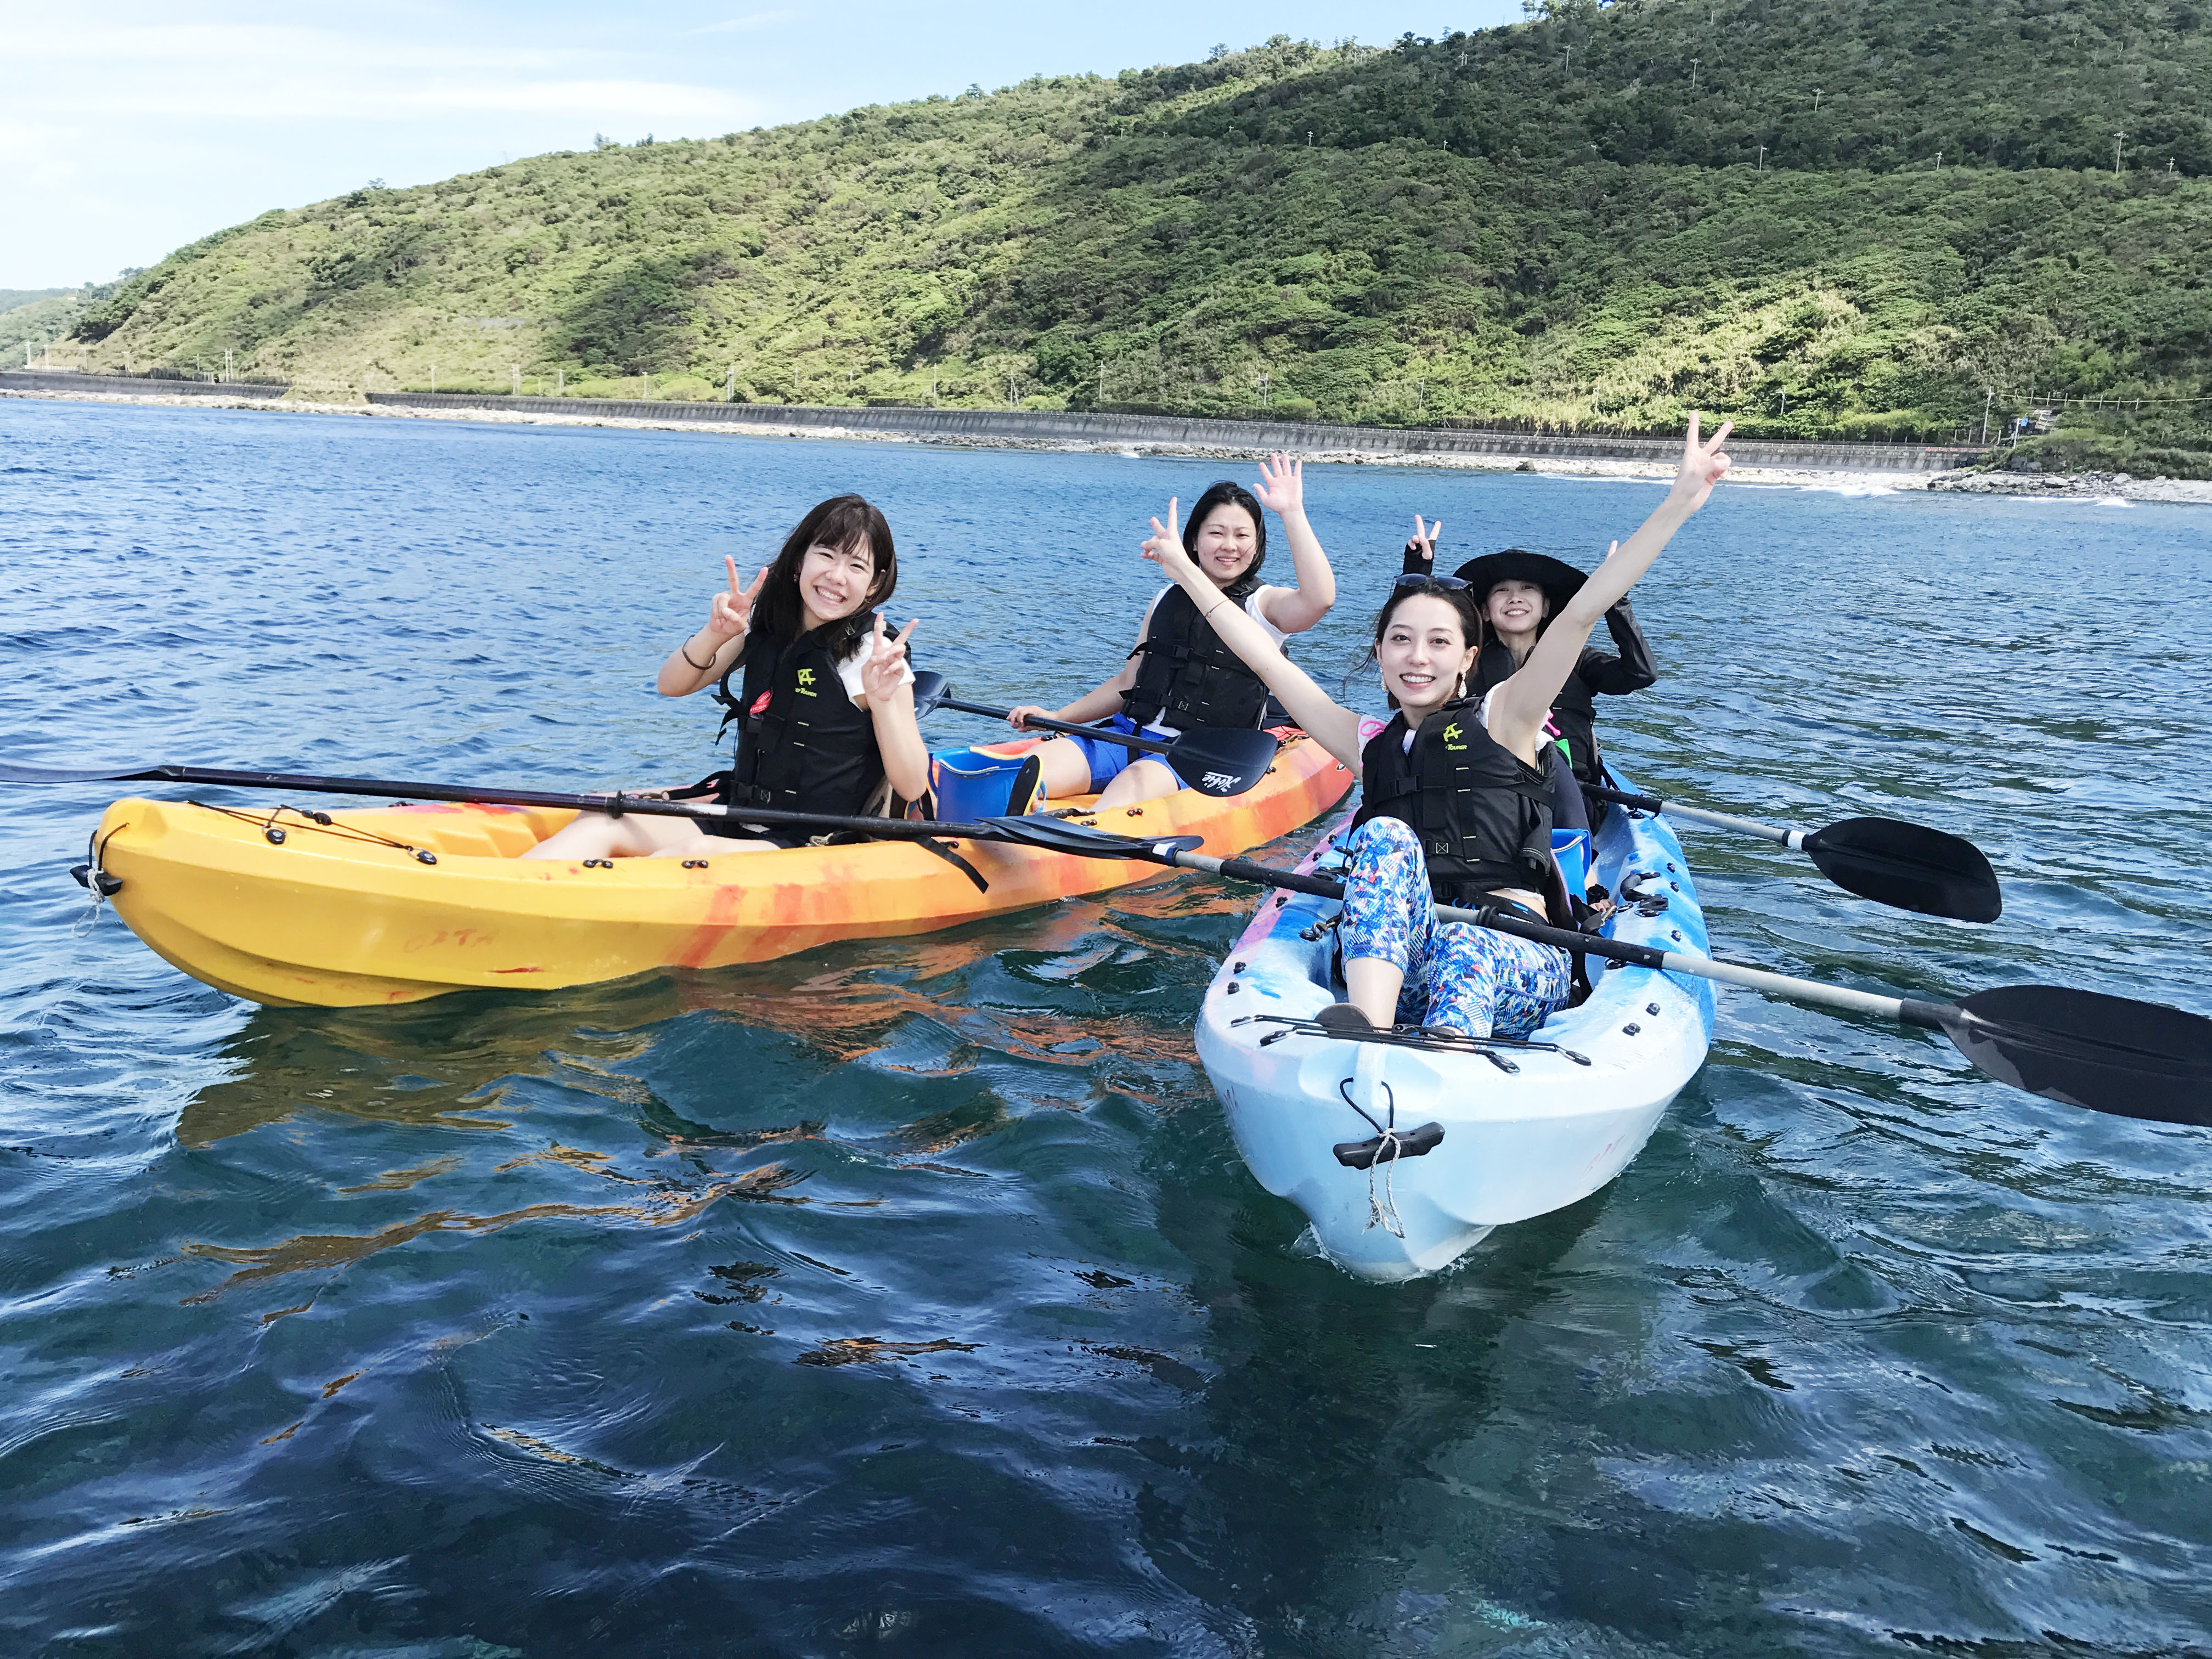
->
xmin=1401 ymin=520 xmax=1657 ymax=819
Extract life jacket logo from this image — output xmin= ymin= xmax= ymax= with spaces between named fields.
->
xmin=794 ymin=668 xmax=819 ymax=697
xmin=1441 ymin=721 xmax=1466 ymax=752
xmin=748 ymin=690 xmax=772 ymax=716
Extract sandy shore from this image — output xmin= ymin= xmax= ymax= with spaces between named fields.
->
xmin=10 ymin=385 xmax=2209 ymax=504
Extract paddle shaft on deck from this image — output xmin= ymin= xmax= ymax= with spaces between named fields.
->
xmin=1170 ymin=848 xmax=1942 ymax=1029
xmin=9 ymin=763 xmax=1094 ymax=850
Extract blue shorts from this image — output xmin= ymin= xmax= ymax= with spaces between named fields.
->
xmin=1062 ymin=713 xmax=1178 ymax=794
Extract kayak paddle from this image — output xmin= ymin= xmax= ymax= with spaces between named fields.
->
xmin=0 ymin=758 xmax=1199 ymax=861
xmin=922 ymin=690 xmax=1279 ymax=799
xmin=1585 ymin=781 xmax=2002 ymax=924
xmin=1003 ymin=816 xmax=2211 ymax=1127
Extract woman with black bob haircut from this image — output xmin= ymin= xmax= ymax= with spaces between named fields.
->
xmin=1141 ymin=418 xmax=1730 ymax=1040
xmin=523 ymin=493 xmax=924 ymax=861
xmin=1006 ymin=453 xmax=1339 ymax=810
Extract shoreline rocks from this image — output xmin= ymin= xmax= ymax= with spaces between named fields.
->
xmin=7 ymin=385 xmax=2208 ymax=505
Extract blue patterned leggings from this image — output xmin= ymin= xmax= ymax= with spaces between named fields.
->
xmin=1339 ymin=817 xmax=1572 ymax=1038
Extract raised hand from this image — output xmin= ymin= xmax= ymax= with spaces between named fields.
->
xmin=1252 ymin=452 xmax=1304 ymax=517
xmin=1670 ymin=413 xmax=1734 ymax=513
xmin=1141 ymin=496 xmax=1198 ymax=581
xmin=1404 ymin=513 xmax=1443 ymax=569
xmin=708 ymin=555 xmax=769 ymax=644
xmin=860 ymin=613 xmax=920 ymax=705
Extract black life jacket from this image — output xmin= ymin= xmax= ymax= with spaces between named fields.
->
xmin=1122 ymin=582 xmax=1274 ymax=731
xmin=714 ymin=621 xmax=884 ymax=819
xmin=1467 ymin=602 xmax=1657 ymax=787
xmin=1351 ymin=699 xmax=1555 ymax=907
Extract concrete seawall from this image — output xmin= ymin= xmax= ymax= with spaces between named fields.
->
xmin=1 ymin=370 xmax=291 ymax=399
xmin=362 ymin=392 xmax=1986 ymax=473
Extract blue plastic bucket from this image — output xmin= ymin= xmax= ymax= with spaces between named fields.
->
xmin=1551 ymin=828 xmax=1592 ymax=900
xmin=930 ymin=746 xmax=1042 ymax=822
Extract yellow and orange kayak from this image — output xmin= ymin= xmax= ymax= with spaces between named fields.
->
xmin=86 ymin=735 xmax=1352 ymax=1007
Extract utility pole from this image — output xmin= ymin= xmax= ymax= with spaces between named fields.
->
xmin=1812 ymin=87 xmax=1823 ymax=113
xmin=1689 ymin=58 xmax=1700 ymax=91
xmin=224 ymin=348 xmax=233 ymax=380
xmin=2114 ymin=131 xmax=2125 ymax=174
xmin=511 ymin=364 xmax=520 ymax=396
xmin=1562 ymin=46 xmax=1571 ymax=74
xmin=1935 ymin=151 xmax=1943 ymax=170
xmin=431 ymin=363 xmax=437 ymax=393
xmin=1980 ymin=387 xmax=1993 ymax=445
xmin=1757 ymin=145 xmax=1767 ymax=170
xmin=556 ymin=367 xmax=563 ymax=396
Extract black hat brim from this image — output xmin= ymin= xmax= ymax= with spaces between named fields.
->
xmin=1451 ymin=550 xmax=1589 ymax=607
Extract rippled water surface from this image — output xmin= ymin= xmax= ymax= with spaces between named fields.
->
xmin=4 ymin=398 xmax=2210 ymax=1658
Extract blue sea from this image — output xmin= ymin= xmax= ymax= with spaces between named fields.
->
xmin=3 ymin=396 xmax=2210 ymax=1657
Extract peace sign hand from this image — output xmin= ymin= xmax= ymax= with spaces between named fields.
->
xmin=1252 ymin=452 xmax=1305 ymax=517
xmin=860 ymin=613 xmax=920 ymax=705
xmin=1403 ymin=512 xmax=1444 ymax=572
xmin=708 ymin=556 xmax=768 ymax=645
xmin=1669 ymin=413 xmax=1734 ymax=513
xmin=1141 ymin=497 xmax=1198 ymax=582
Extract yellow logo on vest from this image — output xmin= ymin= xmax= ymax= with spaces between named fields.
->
xmin=794 ymin=668 xmax=819 ymax=697
xmin=1441 ymin=721 xmax=1466 ymax=752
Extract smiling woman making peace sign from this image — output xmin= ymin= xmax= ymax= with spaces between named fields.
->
xmin=522 ymin=494 xmax=926 ymax=862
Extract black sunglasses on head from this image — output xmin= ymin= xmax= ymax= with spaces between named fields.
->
xmin=1393 ymin=572 xmax=1470 ymax=590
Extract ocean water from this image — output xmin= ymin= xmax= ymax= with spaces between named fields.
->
xmin=3 ymin=396 xmax=2210 ymax=1658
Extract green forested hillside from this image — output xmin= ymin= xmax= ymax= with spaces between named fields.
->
xmin=1 ymin=282 xmax=125 ymax=369
xmin=59 ymin=0 xmax=2212 ymax=466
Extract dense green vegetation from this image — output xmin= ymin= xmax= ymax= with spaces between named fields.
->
xmin=0 ymin=281 xmax=125 ymax=369
xmin=53 ymin=0 xmax=2212 ymax=467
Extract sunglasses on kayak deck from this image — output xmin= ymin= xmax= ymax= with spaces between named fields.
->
xmin=1393 ymin=572 xmax=1470 ymax=590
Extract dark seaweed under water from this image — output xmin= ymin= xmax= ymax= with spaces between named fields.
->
xmin=3 ymin=397 xmax=2210 ymax=1659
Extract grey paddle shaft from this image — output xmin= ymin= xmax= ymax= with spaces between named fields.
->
xmin=1173 ymin=848 xmax=1940 ymax=1028
xmin=1659 ymin=802 xmax=1803 ymax=849
xmin=1584 ymin=783 xmax=1802 ymax=848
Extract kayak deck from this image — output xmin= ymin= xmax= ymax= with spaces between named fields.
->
xmin=89 ymin=735 xmax=1352 ymax=1007
xmin=1196 ymin=772 xmax=1716 ymax=1281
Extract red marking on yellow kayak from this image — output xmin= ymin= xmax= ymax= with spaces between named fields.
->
xmin=674 ymin=882 xmax=747 ymax=969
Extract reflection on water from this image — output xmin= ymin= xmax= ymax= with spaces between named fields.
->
xmin=3 ymin=398 xmax=2210 ymax=1655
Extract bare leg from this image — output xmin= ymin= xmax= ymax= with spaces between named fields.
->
xmin=648 ymin=833 xmax=779 ymax=858
xmin=1093 ymin=757 xmax=1181 ymax=810
xmin=521 ymin=811 xmax=706 ymax=861
xmin=1026 ymin=736 xmax=1097 ymax=801
xmin=1344 ymin=956 xmax=1406 ymax=1030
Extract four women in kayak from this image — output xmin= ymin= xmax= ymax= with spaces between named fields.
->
xmin=535 ymin=421 xmax=1730 ymax=1042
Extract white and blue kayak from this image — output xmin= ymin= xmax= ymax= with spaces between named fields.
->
xmin=1195 ymin=773 xmax=1716 ymax=1281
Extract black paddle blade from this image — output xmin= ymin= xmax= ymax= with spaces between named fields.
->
xmin=1802 ymin=816 xmax=2002 ymax=923
xmin=1939 ymin=985 xmax=2212 ymax=1126
xmin=909 ymin=671 xmax=950 ymax=719
xmin=973 ymin=815 xmax=1200 ymax=861
xmin=1160 ymin=727 xmax=1278 ymax=798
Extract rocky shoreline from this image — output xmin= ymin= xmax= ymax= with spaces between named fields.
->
xmin=8 ymin=383 xmax=2209 ymax=504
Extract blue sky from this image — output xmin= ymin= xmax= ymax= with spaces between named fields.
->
xmin=2 ymin=2 xmax=1523 ymax=290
